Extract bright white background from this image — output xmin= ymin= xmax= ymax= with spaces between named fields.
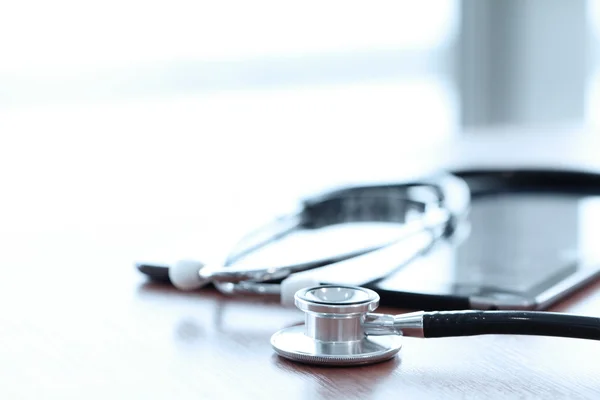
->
xmin=0 ymin=1 xmax=459 ymax=254
xmin=0 ymin=1 xmax=598 ymax=263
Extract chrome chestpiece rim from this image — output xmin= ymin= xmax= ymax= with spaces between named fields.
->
xmin=271 ymin=286 xmax=403 ymax=366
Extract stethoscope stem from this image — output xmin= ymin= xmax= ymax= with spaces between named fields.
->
xmin=365 ymin=310 xmax=600 ymax=341
xmin=272 ymin=286 xmax=600 ymax=366
xmin=363 ymin=312 xmax=424 ymax=337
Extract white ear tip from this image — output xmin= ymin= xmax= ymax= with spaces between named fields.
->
xmin=280 ymin=275 xmax=320 ymax=308
xmin=169 ymin=259 xmax=207 ymax=291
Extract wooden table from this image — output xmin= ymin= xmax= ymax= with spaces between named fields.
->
xmin=2 ymin=202 xmax=599 ymax=399
xmin=2 ymin=98 xmax=600 ymax=398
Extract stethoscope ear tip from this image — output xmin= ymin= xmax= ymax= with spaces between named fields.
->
xmin=169 ymin=259 xmax=209 ymax=291
xmin=280 ymin=275 xmax=321 ymax=308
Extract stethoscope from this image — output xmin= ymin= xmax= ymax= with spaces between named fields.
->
xmin=137 ymin=171 xmax=470 ymax=304
xmin=136 ymin=168 xmax=600 ymax=367
xmin=271 ymin=285 xmax=600 ymax=366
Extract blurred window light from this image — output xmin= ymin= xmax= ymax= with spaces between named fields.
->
xmin=590 ymin=0 xmax=600 ymax=40
xmin=0 ymin=0 xmax=459 ymax=110
xmin=0 ymin=0 xmax=457 ymax=73
xmin=587 ymin=0 xmax=600 ymax=128
xmin=588 ymin=71 xmax=600 ymax=129
xmin=1 ymin=1 xmax=459 ymax=232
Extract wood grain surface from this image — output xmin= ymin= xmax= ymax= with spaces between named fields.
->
xmin=1 ymin=224 xmax=599 ymax=400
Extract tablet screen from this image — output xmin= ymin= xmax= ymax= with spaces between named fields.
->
xmin=377 ymin=192 xmax=600 ymax=298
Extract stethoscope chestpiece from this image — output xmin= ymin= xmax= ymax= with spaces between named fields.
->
xmin=270 ymin=285 xmax=402 ymax=367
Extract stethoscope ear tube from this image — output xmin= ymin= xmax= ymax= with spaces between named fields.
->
xmin=421 ymin=310 xmax=600 ymax=341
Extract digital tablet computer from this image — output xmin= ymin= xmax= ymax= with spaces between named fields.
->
xmin=372 ymin=169 xmax=600 ymax=310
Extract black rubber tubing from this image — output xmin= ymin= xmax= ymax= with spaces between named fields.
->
xmin=423 ymin=311 xmax=600 ymax=341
